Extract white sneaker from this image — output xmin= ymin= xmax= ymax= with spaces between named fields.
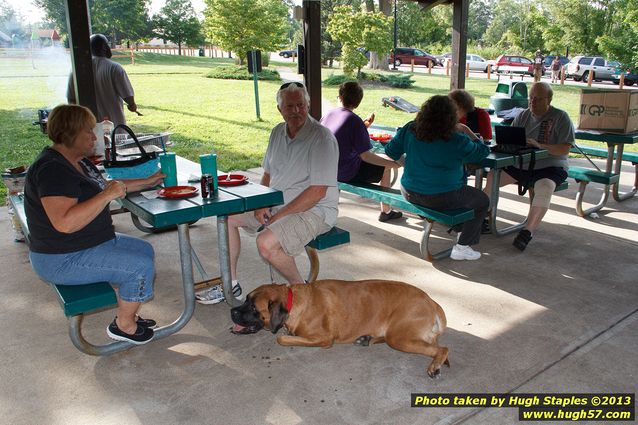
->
xmin=196 ymin=282 xmax=242 ymax=304
xmin=450 ymin=244 xmax=481 ymax=260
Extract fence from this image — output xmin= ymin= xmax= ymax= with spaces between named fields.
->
xmin=135 ymin=46 xmax=231 ymax=59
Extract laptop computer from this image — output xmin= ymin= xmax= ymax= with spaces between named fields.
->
xmin=491 ymin=126 xmax=535 ymax=154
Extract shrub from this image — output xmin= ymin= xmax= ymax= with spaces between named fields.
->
xmin=205 ymin=66 xmax=280 ymax=80
xmin=379 ymin=74 xmax=415 ymax=88
xmin=323 ymin=74 xmax=357 ymax=86
xmin=359 ymin=72 xmax=380 ymax=81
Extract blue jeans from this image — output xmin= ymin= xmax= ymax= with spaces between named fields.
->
xmin=29 ymin=233 xmax=155 ymax=303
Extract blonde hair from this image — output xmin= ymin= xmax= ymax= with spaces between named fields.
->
xmin=47 ymin=104 xmax=96 ymax=148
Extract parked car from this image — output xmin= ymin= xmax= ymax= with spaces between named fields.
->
xmin=443 ymin=54 xmax=492 ymax=72
xmin=612 ymin=69 xmax=638 ymax=86
xmin=435 ymin=52 xmax=452 ymax=67
xmin=493 ymin=54 xmax=538 ymax=76
xmin=278 ymin=49 xmax=297 ymax=58
xmin=542 ymin=55 xmax=569 ymax=72
xmin=389 ymin=47 xmax=437 ymax=67
xmin=565 ymin=56 xmax=618 ymax=83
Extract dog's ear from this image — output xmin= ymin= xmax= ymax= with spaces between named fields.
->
xmin=268 ymin=301 xmax=289 ymax=334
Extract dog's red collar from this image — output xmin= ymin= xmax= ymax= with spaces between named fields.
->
xmin=286 ymin=287 xmax=293 ymax=312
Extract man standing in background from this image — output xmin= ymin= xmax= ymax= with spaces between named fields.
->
xmin=67 ymin=34 xmax=137 ymax=127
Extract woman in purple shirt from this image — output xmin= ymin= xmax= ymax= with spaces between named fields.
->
xmin=321 ymin=82 xmax=402 ymax=222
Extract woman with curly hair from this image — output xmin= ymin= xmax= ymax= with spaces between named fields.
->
xmin=384 ymin=95 xmax=490 ymax=260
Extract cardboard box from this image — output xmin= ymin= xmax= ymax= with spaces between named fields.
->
xmin=578 ymin=89 xmax=638 ymax=134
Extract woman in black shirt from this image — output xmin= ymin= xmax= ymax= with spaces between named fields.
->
xmin=25 ymin=104 xmax=164 ymax=344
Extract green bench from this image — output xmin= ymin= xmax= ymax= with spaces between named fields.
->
xmin=9 ymin=193 xmax=119 ymax=355
xmin=305 ymin=227 xmax=350 ymax=282
xmin=338 ymin=181 xmax=474 ymax=261
xmin=570 ymin=145 xmax=638 ymax=164
xmin=566 ymin=166 xmax=622 ymax=217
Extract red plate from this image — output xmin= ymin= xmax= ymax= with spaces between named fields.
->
xmin=369 ymin=133 xmax=392 ymax=142
xmin=218 ymin=174 xmax=248 ymax=186
xmin=157 ymin=185 xmax=198 ymax=198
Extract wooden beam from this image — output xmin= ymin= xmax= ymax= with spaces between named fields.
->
xmin=450 ymin=0 xmax=469 ymax=90
xmin=302 ymin=0 xmax=322 ymax=120
xmin=417 ymin=0 xmax=452 ymax=12
xmin=65 ymin=0 xmax=97 ymax=116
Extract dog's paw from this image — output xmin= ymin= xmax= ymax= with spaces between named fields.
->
xmin=353 ymin=335 xmax=372 ymax=346
xmin=427 ymin=367 xmax=442 ymax=379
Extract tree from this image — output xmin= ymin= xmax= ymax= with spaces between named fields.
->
xmin=203 ymin=0 xmax=288 ymax=65
xmin=327 ymin=5 xmax=392 ymax=77
xmin=33 ymin=0 xmax=152 ymax=44
xmin=153 ymin=0 xmax=203 ymax=55
xmin=597 ymin=0 xmax=638 ymax=68
xmin=319 ymin=0 xmax=362 ymax=68
xmin=396 ymin=2 xmax=445 ymax=49
xmin=468 ymin=0 xmax=493 ymax=44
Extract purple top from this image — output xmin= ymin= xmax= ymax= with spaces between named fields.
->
xmin=320 ymin=107 xmax=372 ymax=182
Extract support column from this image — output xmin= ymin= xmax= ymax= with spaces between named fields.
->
xmin=302 ymin=0 xmax=321 ymax=120
xmin=450 ymin=0 xmax=469 ymax=90
xmin=65 ymin=0 xmax=97 ymax=116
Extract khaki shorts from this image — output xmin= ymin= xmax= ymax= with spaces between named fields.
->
xmin=238 ymin=210 xmax=331 ymax=256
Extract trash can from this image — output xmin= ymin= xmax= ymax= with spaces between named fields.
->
xmin=199 ymin=48 xmax=205 ymax=57
xmin=489 ymin=81 xmax=529 ymax=113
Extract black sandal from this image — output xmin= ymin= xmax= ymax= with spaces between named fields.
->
xmin=513 ymin=229 xmax=532 ymax=251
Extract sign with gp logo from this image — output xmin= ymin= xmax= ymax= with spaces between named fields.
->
xmin=578 ymin=90 xmax=638 ymax=133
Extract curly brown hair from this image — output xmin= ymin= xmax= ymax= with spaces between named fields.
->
xmin=413 ymin=95 xmax=458 ymax=142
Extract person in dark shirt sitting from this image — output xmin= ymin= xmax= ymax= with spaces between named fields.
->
xmin=24 ymin=104 xmax=164 ymax=344
xmin=449 ymin=89 xmax=493 ymax=141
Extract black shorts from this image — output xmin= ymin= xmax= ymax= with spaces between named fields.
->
xmin=347 ymin=161 xmax=385 ymax=184
xmin=504 ymin=166 xmax=567 ymax=187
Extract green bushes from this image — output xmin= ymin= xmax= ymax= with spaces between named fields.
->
xmin=205 ymin=65 xmax=280 ymax=80
xmin=378 ymin=74 xmax=415 ymax=88
xmin=323 ymin=72 xmax=414 ymax=88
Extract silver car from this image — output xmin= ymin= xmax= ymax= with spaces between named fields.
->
xmin=566 ymin=56 xmax=619 ymax=83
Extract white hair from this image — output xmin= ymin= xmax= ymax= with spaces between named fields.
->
xmin=532 ymin=81 xmax=553 ymax=101
xmin=276 ymin=83 xmax=310 ymax=109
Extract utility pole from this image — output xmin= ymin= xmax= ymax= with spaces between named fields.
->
xmin=392 ymin=0 xmax=398 ymax=70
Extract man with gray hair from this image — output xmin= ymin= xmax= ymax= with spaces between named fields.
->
xmin=196 ymin=82 xmax=339 ymax=304
xmin=483 ymin=81 xmax=574 ymax=251
xmin=67 ymin=34 xmax=137 ymax=127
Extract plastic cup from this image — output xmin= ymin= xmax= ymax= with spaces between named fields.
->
xmin=159 ymin=152 xmax=178 ymax=187
xmin=199 ymin=153 xmax=218 ymax=194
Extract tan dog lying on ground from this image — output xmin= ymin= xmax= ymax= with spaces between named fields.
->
xmin=230 ymin=279 xmax=450 ymax=378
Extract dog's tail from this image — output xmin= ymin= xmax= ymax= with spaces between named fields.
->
xmin=432 ymin=313 xmax=445 ymax=336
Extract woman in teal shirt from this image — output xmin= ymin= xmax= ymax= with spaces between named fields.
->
xmin=384 ymin=95 xmax=490 ymax=260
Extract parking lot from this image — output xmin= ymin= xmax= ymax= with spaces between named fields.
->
xmin=272 ymin=53 xmax=637 ymax=90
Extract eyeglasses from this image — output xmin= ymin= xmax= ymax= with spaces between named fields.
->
xmin=279 ymin=82 xmax=305 ymax=90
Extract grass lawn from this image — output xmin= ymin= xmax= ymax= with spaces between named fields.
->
xmin=0 ymin=49 xmax=631 ymax=203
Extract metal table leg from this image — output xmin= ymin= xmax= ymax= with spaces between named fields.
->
xmin=217 ymin=215 xmax=242 ymax=307
xmin=612 ymin=144 xmax=637 ymax=201
xmin=488 ymin=169 xmax=528 ymax=236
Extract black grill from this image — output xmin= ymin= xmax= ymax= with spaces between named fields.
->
xmin=33 ymin=109 xmax=50 ymax=134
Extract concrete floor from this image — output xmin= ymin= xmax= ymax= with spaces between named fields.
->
xmin=1 ymin=157 xmax=636 ymax=425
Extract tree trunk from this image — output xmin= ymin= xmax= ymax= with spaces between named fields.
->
xmin=178 ymin=41 xmax=182 ymax=56
xmin=365 ymin=0 xmax=375 ymax=12
xmin=369 ymin=0 xmax=391 ymax=71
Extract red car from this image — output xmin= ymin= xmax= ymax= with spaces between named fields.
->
xmin=389 ymin=47 xmax=437 ymax=67
xmin=493 ymin=54 xmax=540 ymax=76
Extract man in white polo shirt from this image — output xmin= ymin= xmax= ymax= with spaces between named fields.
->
xmin=196 ymin=82 xmax=339 ymax=304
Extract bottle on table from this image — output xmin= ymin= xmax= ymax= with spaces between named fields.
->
xmin=101 ymin=117 xmax=114 ymax=161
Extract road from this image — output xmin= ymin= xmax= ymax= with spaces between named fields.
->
xmin=270 ymin=53 xmax=637 ymax=90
